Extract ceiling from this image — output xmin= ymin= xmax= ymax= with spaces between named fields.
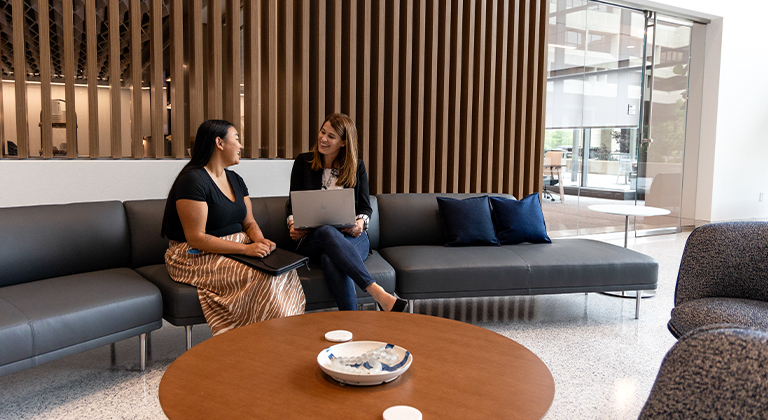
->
xmin=0 ymin=0 xmax=171 ymax=86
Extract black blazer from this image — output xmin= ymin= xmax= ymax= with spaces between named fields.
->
xmin=285 ymin=152 xmax=373 ymax=219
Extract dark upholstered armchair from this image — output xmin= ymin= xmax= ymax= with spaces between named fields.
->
xmin=639 ymin=325 xmax=768 ymax=419
xmin=667 ymin=222 xmax=768 ymax=339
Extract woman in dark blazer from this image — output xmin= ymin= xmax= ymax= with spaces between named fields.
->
xmin=286 ymin=113 xmax=407 ymax=312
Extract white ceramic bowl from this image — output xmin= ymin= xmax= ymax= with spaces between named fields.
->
xmin=317 ymin=340 xmax=413 ymax=386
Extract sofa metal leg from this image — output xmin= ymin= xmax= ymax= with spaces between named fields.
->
xmin=409 ymin=300 xmax=414 ymax=314
xmin=635 ymin=291 xmax=641 ymax=319
xmin=140 ymin=333 xmax=147 ymax=371
xmin=186 ymin=325 xmax=193 ymax=351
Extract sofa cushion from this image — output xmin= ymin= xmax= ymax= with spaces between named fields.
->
xmin=0 ymin=201 xmax=131 ymax=287
xmin=437 ymin=196 xmax=499 ymax=247
xmin=508 ymin=239 xmax=658 ymax=292
xmin=490 ymin=194 xmax=551 ymax=245
xmin=379 ymin=246 xmax=530 ymax=299
xmin=669 ymin=298 xmax=768 ymax=338
xmin=0 ymin=268 xmax=162 ymax=356
xmin=124 ymin=199 xmax=169 ymax=268
xmin=134 ymin=264 xmax=207 ymax=326
xmin=0 ymin=298 xmax=33 ymax=367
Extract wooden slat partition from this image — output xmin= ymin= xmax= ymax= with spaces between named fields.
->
xmin=39 ymin=0 xmax=53 ymax=159
xmin=12 ymin=0 xmax=29 ymax=158
xmin=5 ymin=0 xmax=551 ymax=199
xmin=86 ymin=0 xmax=99 ymax=158
xmin=63 ymin=0 xmax=76 ymax=158
xmin=108 ymin=0 xmax=121 ymax=158
xmin=149 ymin=0 xmax=164 ymax=158
xmin=170 ymin=0 xmax=185 ymax=157
xmin=188 ymin=0 xmax=205 ymax=145
xmin=130 ymin=0 xmax=143 ymax=158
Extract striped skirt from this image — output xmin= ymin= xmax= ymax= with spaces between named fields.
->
xmin=165 ymin=232 xmax=306 ymax=336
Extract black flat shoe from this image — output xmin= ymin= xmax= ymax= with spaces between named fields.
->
xmin=376 ymin=298 xmax=409 ymax=313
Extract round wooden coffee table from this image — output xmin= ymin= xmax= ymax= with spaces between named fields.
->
xmin=159 ymin=311 xmax=555 ymax=419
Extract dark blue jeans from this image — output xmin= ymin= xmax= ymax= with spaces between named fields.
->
xmin=296 ymin=225 xmax=374 ymax=311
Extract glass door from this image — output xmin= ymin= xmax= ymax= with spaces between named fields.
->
xmin=544 ymin=1 xmax=693 ymax=238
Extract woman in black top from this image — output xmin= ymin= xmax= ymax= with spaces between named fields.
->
xmin=286 ymin=113 xmax=407 ymax=312
xmin=162 ymin=120 xmax=305 ymax=335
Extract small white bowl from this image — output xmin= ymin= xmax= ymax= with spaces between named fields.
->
xmin=317 ymin=341 xmax=413 ymax=386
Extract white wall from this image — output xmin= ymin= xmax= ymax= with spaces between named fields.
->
xmin=0 ymin=159 xmax=294 ymax=208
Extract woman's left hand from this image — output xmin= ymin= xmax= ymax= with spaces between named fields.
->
xmin=342 ymin=218 xmax=365 ymax=237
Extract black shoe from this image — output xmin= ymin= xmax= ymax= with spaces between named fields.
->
xmin=376 ymin=298 xmax=409 ymax=313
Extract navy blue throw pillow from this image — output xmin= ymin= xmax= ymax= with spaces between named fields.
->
xmin=490 ymin=194 xmax=551 ymax=245
xmin=436 ymin=196 xmax=499 ymax=247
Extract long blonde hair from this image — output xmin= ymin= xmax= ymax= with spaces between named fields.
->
xmin=310 ymin=113 xmax=358 ymax=187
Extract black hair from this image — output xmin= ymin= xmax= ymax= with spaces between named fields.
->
xmin=160 ymin=119 xmax=234 ymax=238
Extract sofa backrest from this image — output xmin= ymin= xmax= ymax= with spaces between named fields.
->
xmin=123 ymin=196 xmax=382 ymax=266
xmin=0 ymin=201 xmax=131 ymax=287
xmin=375 ymin=193 xmax=512 ymax=249
xmin=124 ymin=199 xmax=169 ymax=268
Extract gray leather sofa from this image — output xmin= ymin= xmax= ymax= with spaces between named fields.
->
xmin=376 ymin=194 xmax=658 ymax=318
xmin=0 ymin=202 xmax=163 ymax=377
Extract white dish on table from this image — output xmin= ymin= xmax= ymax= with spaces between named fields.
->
xmin=317 ymin=340 xmax=412 ymax=386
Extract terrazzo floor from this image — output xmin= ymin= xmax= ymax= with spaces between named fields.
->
xmin=0 ymin=231 xmax=688 ymax=419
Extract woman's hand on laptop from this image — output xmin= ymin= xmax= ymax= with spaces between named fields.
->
xmin=289 ymin=225 xmax=309 ymax=241
xmin=244 ymin=240 xmax=274 ymax=258
xmin=342 ymin=219 xmax=364 ymax=238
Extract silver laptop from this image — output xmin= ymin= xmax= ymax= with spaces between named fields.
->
xmin=291 ymin=189 xmax=356 ymax=229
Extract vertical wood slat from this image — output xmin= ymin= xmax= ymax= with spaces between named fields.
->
xmin=361 ymin=0 xmax=371 ymax=170
xmin=484 ymin=0 xmax=499 ymax=191
xmin=449 ymin=0 xmax=464 ymax=193
xmin=284 ymin=0 xmax=294 ymax=158
xmin=534 ymin=0 xmax=549 ymax=194
xmin=347 ymin=0 xmax=357 ymax=126
xmin=425 ymin=0 xmax=439 ymax=193
xmin=506 ymin=0 xmax=522 ymax=195
xmin=399 ymin=0 xmax=413 ymax=193
xmin=461 ymin=0 xmax=476 ymax=192
xmin=316 ymin=0 xmax=326 ymax=130
xmin=436 ymin=0 xmax=452 ymax=193
xmin=386 ymin=0 xmax=399 ymax=194
xmin=170 ymin=0 xmax=185 ymax=157
xmin=373 ymin=0 xmax=385 ymax=193
xmin=188 ymin=0 xmax=205 ymax=144
xmin=518 ymin=0 xmax=532 ymax=196
xmin=39 ymin=0 xmax=53 ymax=158
xmin=109 ymin=0 xmax=121 ymax=158
xmin=0 ymin=43 xmax=4 ymax=157
xmin=332 ymin=0 xmax=341 ymax=112
xmin=86 ymin=0 xmax=99 ymax=158
xmin=225 ymin=0 xmax=240 ymax=137
xmin=207 ymin=0 xmax=223 ymax=119
xmin=13 ymin=0 xmax=29 ymax=158
xmin=495 ymin=0 xmax=510 ymax=193
xmin=473 ymin=0 xmax=487 ymax=192
xmin=412 ymin=0 xmax=426 ymax=193
xmin=130 ymin=0 xmax=143 ymax=158
xmin=267 ymin=0 xmax=278 ymax=158
xmin=63 ymin=0 xmax=76 ymax=158
xmin=150 ymin=0 xmax=164 ymax=158
xmin=301 ymin=0 xmax=310 ymax=154
xmin=243 ymin=0 xmax=258 ymax=158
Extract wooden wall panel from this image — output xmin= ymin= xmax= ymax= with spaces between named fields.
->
xmin=149 ymin=0 xmax=164 ymax=158
xmin=13 ymin=0 xmax=29 ymax=158
xmin=109 ymin=0 xmax=121 ymax=158
xmin=63 ymin=0 xmax=76 ymax=158
xmin=39 ymin=0 xmax=53 ymax=159
xmin=6 ymin=0 xmax=551 ymax=199
xmin=130 ymin=0 xmax=143 ymax=158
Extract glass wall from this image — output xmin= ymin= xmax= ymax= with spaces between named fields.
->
xmin=544 ymin=0 xmax=693 ymax=238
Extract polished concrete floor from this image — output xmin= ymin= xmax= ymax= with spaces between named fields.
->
xmin=0 ymin=231 xmax=688 ymax=419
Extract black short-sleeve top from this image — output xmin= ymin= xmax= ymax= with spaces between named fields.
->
xmin=164 ymin=167 xmax=250 ymax=243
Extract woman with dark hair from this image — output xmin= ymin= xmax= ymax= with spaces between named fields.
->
xmin=286 ymin=113 xmax=407 ymax=312
xmin=163 ymin=120 xmax=305 ymax=335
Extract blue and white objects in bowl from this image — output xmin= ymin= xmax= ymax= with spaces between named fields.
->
xmin=317 ymin=341 xmax=412 ymax=386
